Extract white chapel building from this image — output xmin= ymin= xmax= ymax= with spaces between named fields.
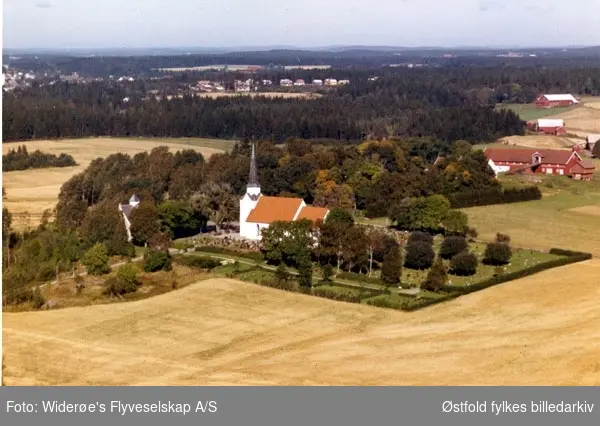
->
xmin=239 ymin=143 xmax=330 ymax=241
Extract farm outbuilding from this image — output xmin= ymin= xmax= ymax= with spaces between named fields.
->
xmin=535 ymin=94 xmax=579 ymax=108
xmin=536 ymin=119 xmax=566 ymax=135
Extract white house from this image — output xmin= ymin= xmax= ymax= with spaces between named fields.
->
xmin=118 ymin=194 xmax=140 ymax=242
xmin=239 ymin=144 xmax=329 ymax=240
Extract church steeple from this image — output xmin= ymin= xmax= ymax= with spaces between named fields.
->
xmin=247 ymin=142 xmax=259 ymax=188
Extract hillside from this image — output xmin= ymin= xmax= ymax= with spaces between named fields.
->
xmin=4 ymin=260 xmax=600 ymax=386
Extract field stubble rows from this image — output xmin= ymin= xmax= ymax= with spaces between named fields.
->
xmin=3 ymin=259 xmax=600 ymax=386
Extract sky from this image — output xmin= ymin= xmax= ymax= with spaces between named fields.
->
xmin=3 ymin=0 xmax=600 ymax=49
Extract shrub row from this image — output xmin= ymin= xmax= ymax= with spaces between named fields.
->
xmin=311 ymin=286 xmax=364 ymax=303
xmin=447 ymin=186 xmax=542 ymax=209
xmin=174 ymin=255 xmax=221 ymax=270
xmin=336 ymin=271 xmax=385 ymax=286
xmin=195 ymin=246 xmax=264 ymax=262
xmin=444 ymin=248 xmax=592 ymax=295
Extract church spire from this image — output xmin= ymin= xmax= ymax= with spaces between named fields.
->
xmin=247 ymin=141 xmax=259 ymax=188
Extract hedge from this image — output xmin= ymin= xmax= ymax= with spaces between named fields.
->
xmin=447 ymin=186 xmax=542 ymax=209
xmin=174 ymin=255 xmax=221 ymax=270
xmin=311 ymin=286 xmax=364 ymax=303
xmin=195 ymin=246 xmax=264 ymax=262
xmin=336 ymin=271 xmax=385 ymax=286
xmin=444 ymin=247 xmax=592 ymax=295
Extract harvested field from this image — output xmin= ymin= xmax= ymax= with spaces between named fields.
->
xmin=496 ymin=135 xmax=579 ymax=150
xmin=568 ymin=205 xmax=600 ymax=217
xmin=549 ymin=107 xmax=600 ymax=134
xmin=3 ymin=260 xmax=600 ymax=386
xmin=2 ymin=138 xmax=227 ymax=229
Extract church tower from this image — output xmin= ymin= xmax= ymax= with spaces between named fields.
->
xmin=239 ymin=142 xmax=261 ymax=238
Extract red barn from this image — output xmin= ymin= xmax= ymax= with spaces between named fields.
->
xmin=536 ymin=118 xmax=566 ymax=135
xmin=535 ymin=94 xmax=579 ymax=108
xmin=483 ymin=147 xmax=595 ymax=180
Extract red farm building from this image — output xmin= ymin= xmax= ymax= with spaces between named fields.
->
xmin=483 ymin=147 xmax=595 ymax=180
xmin=535 ymin=94 xmax=579 ymax=108
xmin=535 ymin=118 xmax=567 ymax=135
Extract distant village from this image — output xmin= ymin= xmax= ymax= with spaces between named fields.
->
xmin=195 ymin=77 xmax=351 ymax=93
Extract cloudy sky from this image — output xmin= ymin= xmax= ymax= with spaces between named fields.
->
xmin=3 ymin=0 xmax=600 ymax=49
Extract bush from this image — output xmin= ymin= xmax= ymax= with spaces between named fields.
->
xmin=174 ymin=255 xmax=221 ymax=270
xmin=467 ymin=227 xmax=479 ymax=242
xmin=322 ymin=264 xmax=333 ymax=282
xmin=450 ymin=252 xmax=478 ymax=276
xmin=381 ymin=245 xmax=403 ymax=285
xmin=82 ymin=243 xmax=110 ymax=276
xmin=483 ymin=242 xmax=512 ymax=266
xmin=275 ymin=262 xmax=291 ymax=284
xmin=442 ymin=210 xmax=469 ymax=236
xmin=422 ymin=257 xmax=447 ymax=291
xmin=447 ymin=186 xmax=542 ymax=209
xmin=262 ymin=277 xmax=299 ymax=292
xmin=195 ymin=246 xmax=264 ymax=262
xmin=312 ymin=286 xmax=362 ymax=303
xmin=408 ymin=231 xmax=434 ymax=245
xmin=364 ymin=295 xmax=405 ymax=310
xmin=337 ymin=271 xmax=385 ymax=286
xmin=439 ymin=236 xmax=468 ymax=260
xmin=495 ymin=233 xmax=511 ymax=243
xmin=404 ymin=242 xmax=435 ymax=270
xmin=116 ymin=263 xmax=140 ymax=287
xmin=103 ymin=277 xmax=138 ymax=297
xmin=36 ymin=263 xmax=57 ymax=282
xmin=144 ymin=250 xmax=172 ymax=272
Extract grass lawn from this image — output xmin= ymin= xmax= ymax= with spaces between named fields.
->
xmin=402 ymin=244 xmax=564 ymax=288
xmin=495 ymin=103 xmax=576 ymax=121
xmin=354 ymin=216 xmax=391 ymax=227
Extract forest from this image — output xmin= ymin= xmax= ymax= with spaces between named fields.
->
xmin=5 ymin=60 xmax=600 ymax=143
xmin=3 ymin=71 xmax=527 ymax=142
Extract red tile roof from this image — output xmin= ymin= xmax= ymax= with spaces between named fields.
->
xmin=484 ymin=148 xmax=576 ymax=165
xmin=245 ymin=196 xmax=303 ymax=224
xmin=296 ymin=206 xmax=329 ymax=222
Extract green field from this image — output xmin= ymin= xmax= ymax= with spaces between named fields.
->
xmin=495 ymin=103 xmax=576 ymax=121
xmin=462 ymin=187 xmax=600 ymax=257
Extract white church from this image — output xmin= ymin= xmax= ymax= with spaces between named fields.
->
xmin=239 ymin=143 xmax=330 ymax=241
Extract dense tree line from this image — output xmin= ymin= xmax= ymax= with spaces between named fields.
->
xmin=3 ymin=70 xmax=527 ymax=142
xmin=2 ymin=145 xmax=77 ymax=171
xmin=6 ymin=48 xmax=600 ymax=77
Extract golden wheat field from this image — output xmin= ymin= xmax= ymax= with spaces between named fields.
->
xmin=2 ymin=138 xmax=225 ymax=229
xmin=549 ymin=100 xmax=600 ymax=134
xmin=497 ymin=135 xmax=580 ymax=150
xmin=3 ymin=259 xmax=600 ymax=386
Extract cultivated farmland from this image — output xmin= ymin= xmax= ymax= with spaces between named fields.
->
xmin=3 ymin=259 xmax=600 ymax=386
xmin=2 ymin=138 xmax=231 ymax=229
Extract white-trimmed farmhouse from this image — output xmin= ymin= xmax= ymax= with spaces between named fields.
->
xmin=239 ymin=144 xmax=329 ymax=240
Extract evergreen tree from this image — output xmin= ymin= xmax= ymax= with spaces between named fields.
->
xmin=422 ymin=257 xmax=447 ymax=291
xmin=381 ymin=245 xmax=402 ymax=286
